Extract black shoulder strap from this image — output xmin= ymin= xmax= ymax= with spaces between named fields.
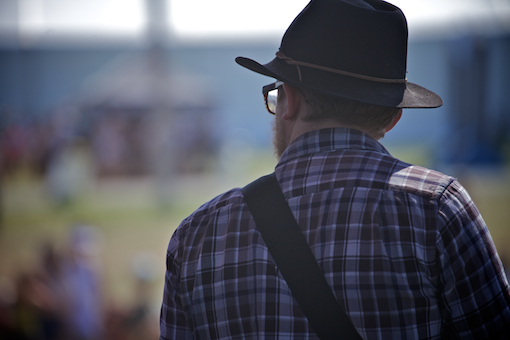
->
xmin=241 ymin=173 xmax=362 ymax=340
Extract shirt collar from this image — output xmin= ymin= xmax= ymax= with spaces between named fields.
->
xmin=277 ymin=128 xmax=391 ymax=165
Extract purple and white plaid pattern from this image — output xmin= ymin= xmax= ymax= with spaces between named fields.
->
xmin=160 ymin=128 xmax=510 ymax=339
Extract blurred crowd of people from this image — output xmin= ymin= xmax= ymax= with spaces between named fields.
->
xmin=1 ymin=103 xmax=217 ymax=182
xmin=0 ymin=225 xmax=160 ymax=340
xmin=0 ymin=102 xmax=216 ymax=339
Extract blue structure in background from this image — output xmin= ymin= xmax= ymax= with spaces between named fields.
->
xmin=1 ymin=33 xmax=509 ymax=172
xmin=445 ymin=35 xmax=510 ymax=166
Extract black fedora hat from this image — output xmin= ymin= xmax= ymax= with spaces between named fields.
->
xmin=236 ymin=0 xmax=442 ymax=108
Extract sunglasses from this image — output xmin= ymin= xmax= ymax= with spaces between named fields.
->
xmin=262 ymin=80 xmax=284 ymax=115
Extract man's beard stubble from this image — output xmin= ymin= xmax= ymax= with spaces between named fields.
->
xmin=272 ymin=117 xmax=288 ymax=159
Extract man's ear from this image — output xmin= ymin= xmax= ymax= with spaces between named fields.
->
xmin=385 ymin=109 xmax=403 ymax=132
xmin=281 ymin=83 xmax=302 ymax=121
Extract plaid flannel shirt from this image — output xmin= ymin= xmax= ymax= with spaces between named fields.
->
xmin=160 ymin=128 xmax=510 ymax=339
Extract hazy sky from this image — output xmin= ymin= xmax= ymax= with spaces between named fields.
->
xmin=2 ymin=0 xmax=509 ymax=43
xmin=171 ymin=0 xmax=510 ymax=38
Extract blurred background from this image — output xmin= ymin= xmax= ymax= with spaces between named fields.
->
xmin=1 ymin=0 xmax=509 ymax=339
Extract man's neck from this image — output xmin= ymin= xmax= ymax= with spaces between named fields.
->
xmin=289 ymin=118 xmax=377 ymax=142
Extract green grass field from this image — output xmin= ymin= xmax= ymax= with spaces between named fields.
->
xmin=0 ymin=150 xmax=278 ymax=314
xmin=1 ymin=149 xmax=509 ymax=326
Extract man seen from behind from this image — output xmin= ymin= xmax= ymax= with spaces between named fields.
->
xmin=160 ymin=0 xmax=510 ymax=338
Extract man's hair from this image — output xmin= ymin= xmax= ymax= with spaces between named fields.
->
xmin=298 ymin=87 xmax=401 ymax=139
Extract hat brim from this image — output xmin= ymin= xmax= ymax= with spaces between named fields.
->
xmin=236 ymin=56 xmax=443 ymax=109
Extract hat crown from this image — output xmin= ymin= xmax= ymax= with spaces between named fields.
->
xmin=235 ymin=0 xmax=443 ymax=108
xmin=280 ymin=0 xmax=408 ymax=81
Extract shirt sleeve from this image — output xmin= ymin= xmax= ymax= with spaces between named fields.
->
xmin=436 ymin=180 xmax=510 ymax=339
xmin=160 ymin=232 xmax=194 ymax=340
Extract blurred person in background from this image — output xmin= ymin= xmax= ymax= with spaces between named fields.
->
xmin=0 ymin=242 xmax=66 ymax=340
xmin=8 ymin=272 xmax=60 ymax=340
xmin=0 ymin=229 xmax=105 ymax=340
xmin=50 ymin=225 xmax=105 ymax=340
xmin=160 ymin=0 xmax=510 ymax=339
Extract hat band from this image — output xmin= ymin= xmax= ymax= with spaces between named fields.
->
xmin=276 ymin=51 xmax=407 ymax=84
